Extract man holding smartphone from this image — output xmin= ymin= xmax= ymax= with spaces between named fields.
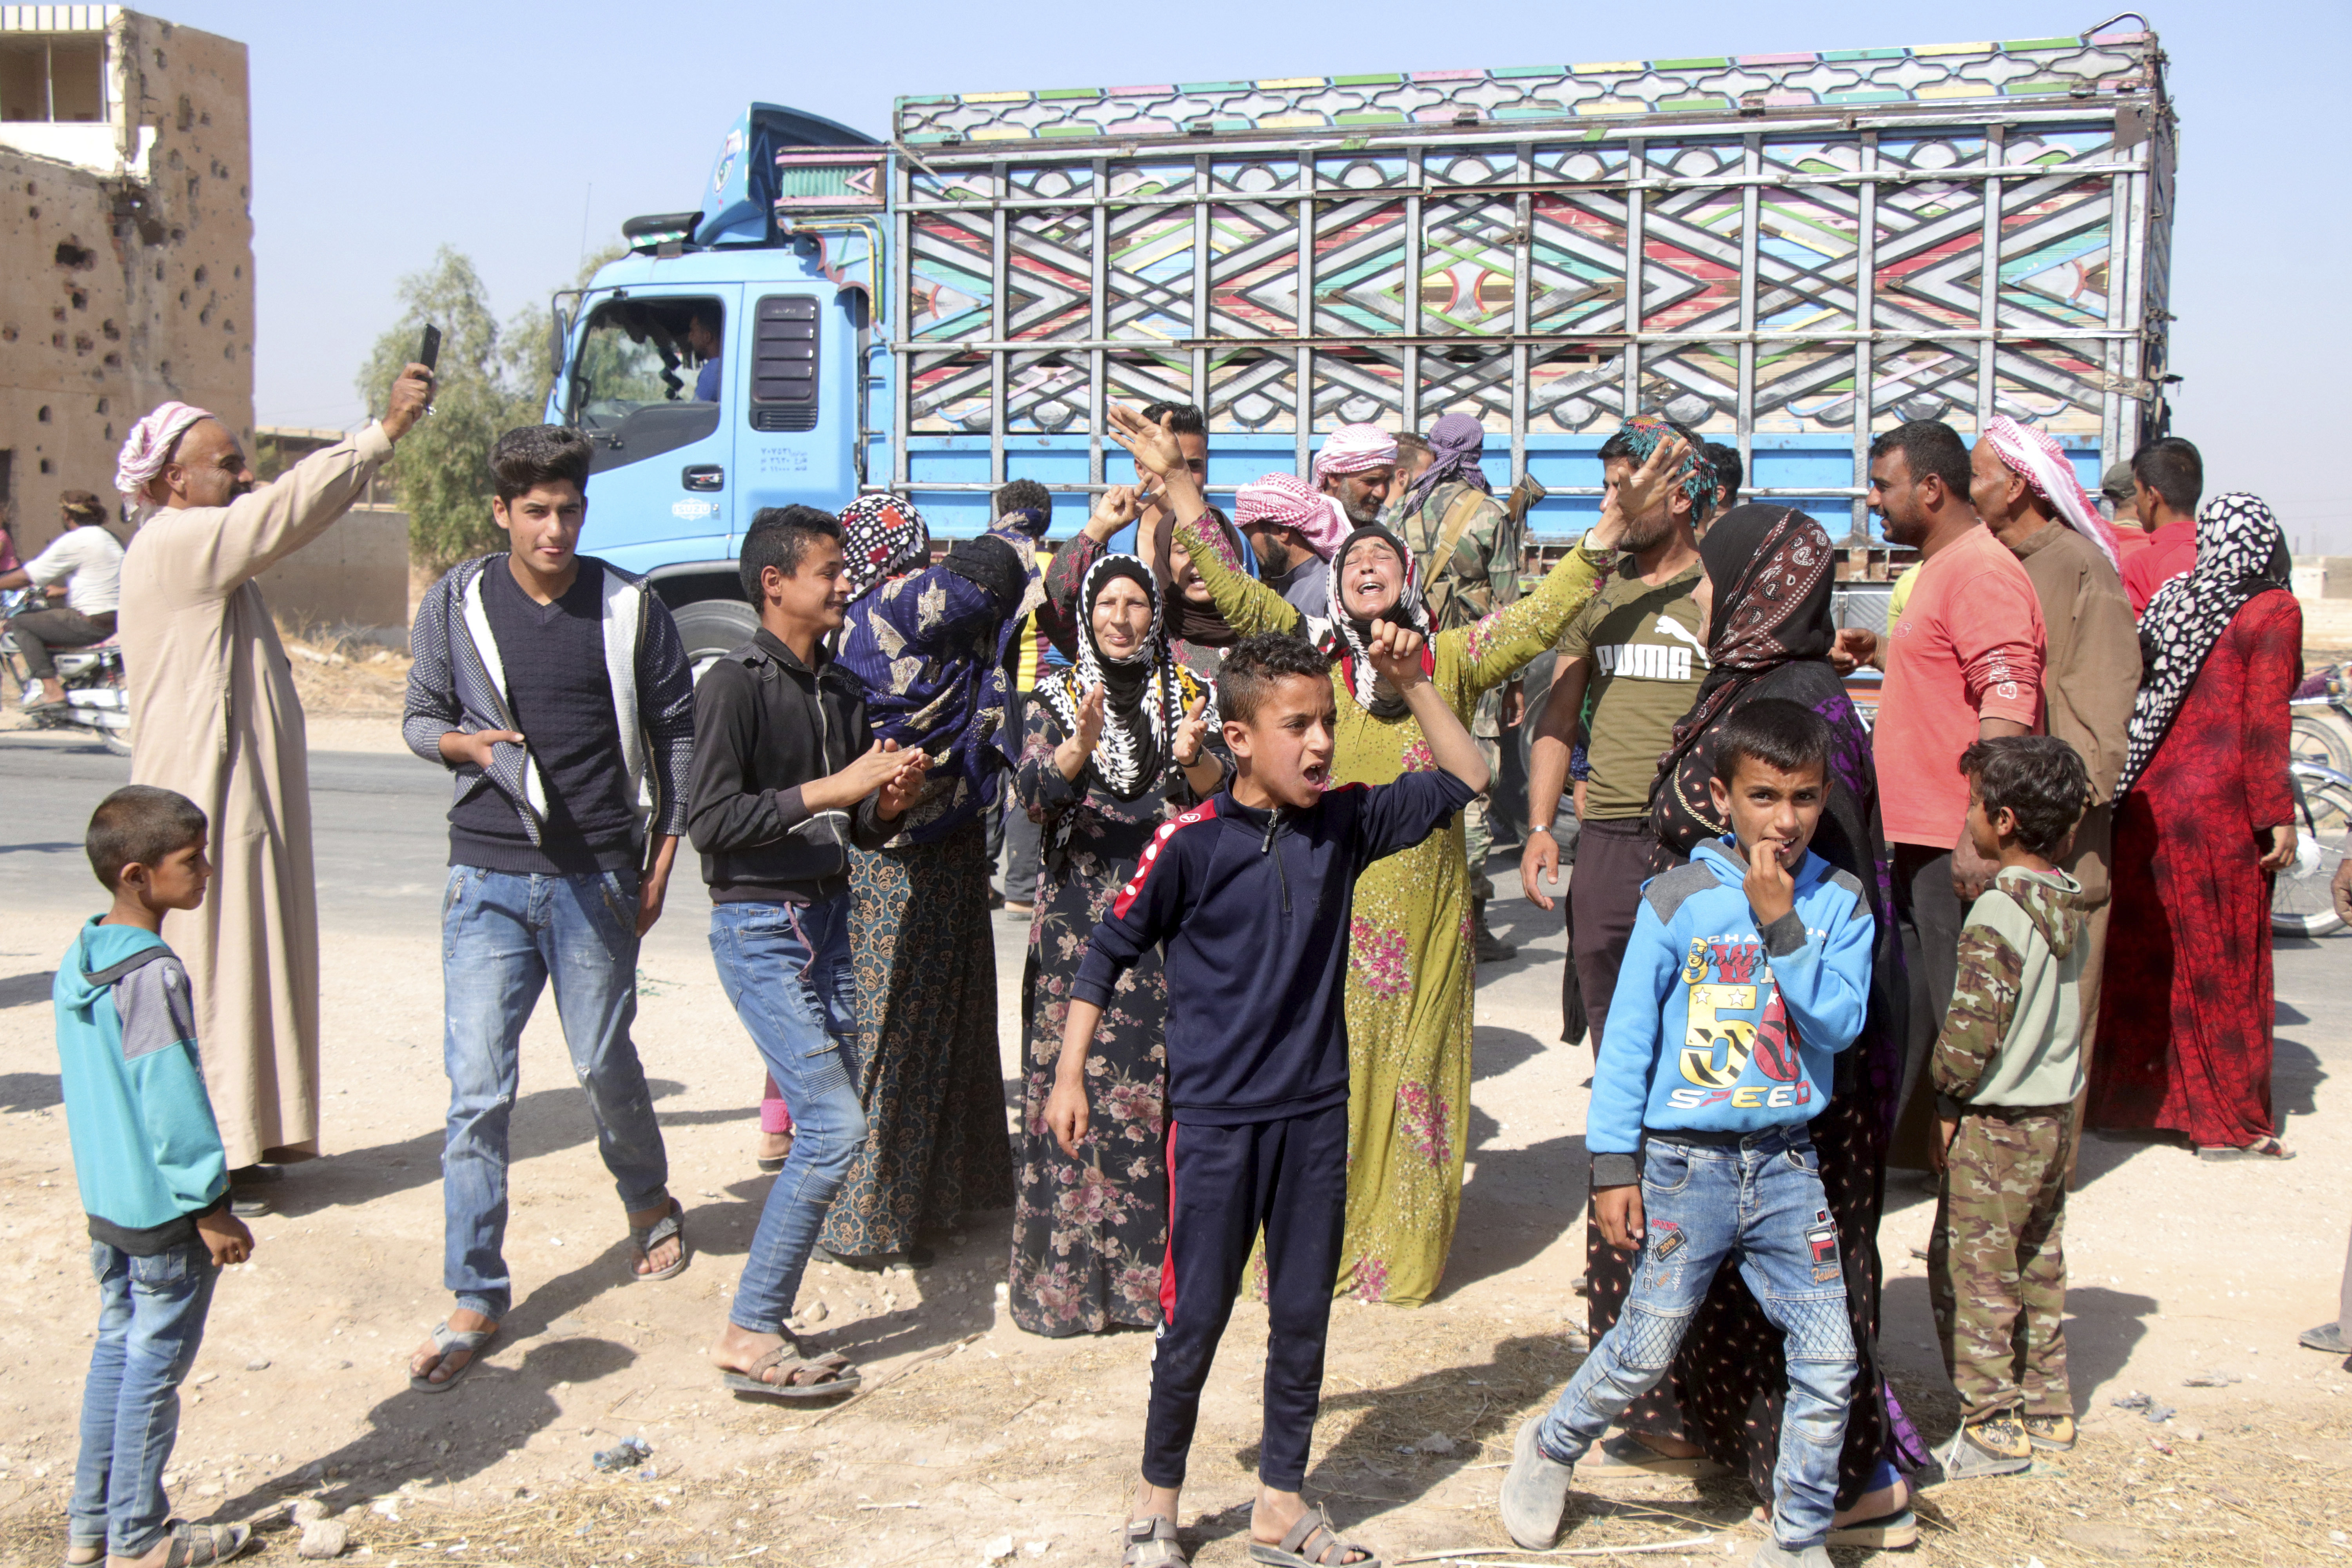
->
xmin=115 ymin=361 xmax=436 ymax=1213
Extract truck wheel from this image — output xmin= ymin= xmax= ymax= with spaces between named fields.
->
xmin=670 ymin=599 xmax=760 ymax=685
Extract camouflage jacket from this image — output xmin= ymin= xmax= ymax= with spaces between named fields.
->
xmin=1931 ymin=865 xmax=2088 ymax=1112
xmin=1390 ymin=478 xmax=1522 ymax=635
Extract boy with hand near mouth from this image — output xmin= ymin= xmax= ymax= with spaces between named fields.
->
xmin=1047 ymin=626 xmax=1487 ymax=1568
xmin=1927 ymin=736 xmax=2089 ymax=1479
xmin=1503 ymin=699 xmax=1875 ymax=1568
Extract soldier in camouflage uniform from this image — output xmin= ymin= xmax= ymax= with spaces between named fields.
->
xmin=1388 ymin=413 xmax=1525 ymax=961
xmin=1926 ymin=736 xmax=2090 ymax=1480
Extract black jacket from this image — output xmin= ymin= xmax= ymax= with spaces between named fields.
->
xmin=687 ymin=628 xmax=896 ymax=903
xmin=1072 ymin=771 xmax=1475 ymax=1124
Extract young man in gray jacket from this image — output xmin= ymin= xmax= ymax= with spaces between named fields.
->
xmin=401 ymin=425 xmax=698 ymax=1392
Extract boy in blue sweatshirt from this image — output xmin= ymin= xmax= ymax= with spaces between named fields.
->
xmin=57 ymin=787 xmax=254 ymax=1568
xmin=1502 ymin=700 xmax=1874 ymax=1568
xmin=1047 ymin=628 xmax=1485 ymax=1568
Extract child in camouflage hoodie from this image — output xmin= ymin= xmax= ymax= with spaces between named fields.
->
xmin=1929 ymin=736 xmax=2091 ymax=1480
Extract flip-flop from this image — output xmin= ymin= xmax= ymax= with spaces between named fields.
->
xmin=2196 ymin=1138 xmax=2294 ymax=1161
xmin=628 ymin=1198 xmax=690 ymax=1282
xmin=408 ymin=1319 xmax=497 ymax=1394
xmin=1582 ymin=1431 xmax=1727 ymax=1479
xmin=722 ymin=1336 xmax=862 ymax=1401
xmin=1748 ymin=1503 xmax=1918 ymax=1550
xmin=1247 ymin=1507 xmax=1380 ymax=1568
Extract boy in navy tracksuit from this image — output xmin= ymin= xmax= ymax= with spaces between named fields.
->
xmin=1047 ymin=629 xmax=1486 ymax=1568
xmin=1502 ymin=700 xmax=1875 ymax=1568
xmin=57 ymin=787 xmax=255 ymax=1568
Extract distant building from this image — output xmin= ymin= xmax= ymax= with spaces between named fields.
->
xmin=0 ymin=6 xmax=253 ymax=554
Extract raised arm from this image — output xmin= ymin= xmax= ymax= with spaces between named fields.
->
xmin=1107 ymin=400 xmax=1306 ymax=640
xmin=132 ymin=365 xmax=430 ymax=609
xmin=1169 ymin=508 xmax=1306 ymax=639
xmin=1452 ymin=540 xmax=1607 ymax=697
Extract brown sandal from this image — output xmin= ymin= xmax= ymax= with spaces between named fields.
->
xmin=1248 ymin=1508 xmax=1378 ymax=1568
xmin=1122 ymin=1515 xmax=1186 ymax=1567
xmin=722 ymin=1335 xmax=861 ymax=1401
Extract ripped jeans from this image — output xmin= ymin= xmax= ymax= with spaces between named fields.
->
xmin=709 ymin=896 xmax=869 ymax=1335
xmin=1537 ymin=1127 xmax=1855 ymax=1552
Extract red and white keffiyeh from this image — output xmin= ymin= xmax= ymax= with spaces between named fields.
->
xmin=1983 ymin=414 xmax=2122 ymax=573
xmin=114 ymin=401 xmax=218 ymax=501
xmin=1235 ymin=472 xmax=1348 ymax=560
xmin=1309 ymin=423 xmax=1396 ymax=485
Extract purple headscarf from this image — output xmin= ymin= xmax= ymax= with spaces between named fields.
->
xmin=1402 ymin=412 xmax=1491 ymax=516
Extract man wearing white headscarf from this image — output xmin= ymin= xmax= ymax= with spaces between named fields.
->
xmin=1969 ymin=416 xmax=2140 ymax=1165
xmin=1310 ymin=423 xmax=1397 ymax=527
xmin=115 ymin=365 xmax=434 ymax=1205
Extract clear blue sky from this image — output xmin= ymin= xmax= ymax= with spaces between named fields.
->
xmin=167 ymin=0 xmax=2349 ymax=548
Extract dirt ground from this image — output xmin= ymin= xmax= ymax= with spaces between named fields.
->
xmin=2 ymin=686 xmax=2351 ymax=1566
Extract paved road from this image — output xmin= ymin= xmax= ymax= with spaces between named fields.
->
xmin=4 ymin=724 xmax=2345 ymax=1078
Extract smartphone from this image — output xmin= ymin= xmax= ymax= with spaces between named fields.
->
xmin=418 ymin=323 xmax=441 ymax=374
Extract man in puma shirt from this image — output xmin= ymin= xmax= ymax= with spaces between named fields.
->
xmin=1521 ymin=417 xmax=1715 ymax=1055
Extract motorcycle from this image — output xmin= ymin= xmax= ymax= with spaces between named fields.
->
xmin=2272 ymin=759 xmax=2352 ymax=937
xmin=0 ymin=587 xmax=131 ymax=756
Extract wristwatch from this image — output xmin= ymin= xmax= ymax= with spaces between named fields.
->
xmin=1526 ymin=822 xmax=1553 ymax=835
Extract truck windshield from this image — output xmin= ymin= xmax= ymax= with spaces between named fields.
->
xmin=569 ymin=298 xmax=724 ymax=436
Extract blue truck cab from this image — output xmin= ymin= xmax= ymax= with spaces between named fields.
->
xmin=548 ymin=105 xmax=891 ymax=664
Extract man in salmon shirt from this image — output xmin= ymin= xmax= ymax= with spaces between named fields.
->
xmin=2119 ymin=437 xmax=2203 ymax=615
xmin=1831 ymin=421 xmax=2045 ymax=1160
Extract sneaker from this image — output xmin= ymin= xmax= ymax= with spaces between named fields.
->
xmin=1939 ymin=1413 xmax=2033 ymax=1480
xmin=2024 ymin=1414 xmax=2076 ymax=1451
xmin=2301 ymin=1321 xmax=2350 ymax=1355
xmin=1498 ymin=1417 xmax=1575 ymax=1549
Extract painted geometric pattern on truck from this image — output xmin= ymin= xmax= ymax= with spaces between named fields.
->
xmin=895 ymin=34 xmax=2155 ymax=144
xmin=902 ymin=118 xmax=2129 ymax=438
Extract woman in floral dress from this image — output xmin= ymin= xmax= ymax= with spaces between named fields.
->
xmin=1007 ymin=554 xmax=1227 ymax=1335
xmin=1113 ymin=406 xmax=1673 ymax=1307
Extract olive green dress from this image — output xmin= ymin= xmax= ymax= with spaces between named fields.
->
xmin=1174 ymin=517 xmax=1602 ymax=1305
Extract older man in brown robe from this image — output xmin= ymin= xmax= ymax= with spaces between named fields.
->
xmin=114 ymin=365 xmax=433 ymax=1202
xmin=1968 ymin=416 xmax=2140 ymax=1176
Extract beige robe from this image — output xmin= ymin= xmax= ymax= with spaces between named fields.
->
xmin=119 ymin=424 xmax=394 ymax=1167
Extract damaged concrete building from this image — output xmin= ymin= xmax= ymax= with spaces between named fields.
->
xmin=0 ymin=5 xmax=252 ymax=558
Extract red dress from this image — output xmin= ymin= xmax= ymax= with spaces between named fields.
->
xmin=2091 ymin=590 xmax=2301 ymax=1147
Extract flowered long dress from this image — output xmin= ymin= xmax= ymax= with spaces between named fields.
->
xmin=1176 ymin=516 xmax=1602 ymax=1306
xmin=823 ymin=522 xmax=1040 ymax=1257
xmin=1005 ymin=682 xmax=1218 ymax=1335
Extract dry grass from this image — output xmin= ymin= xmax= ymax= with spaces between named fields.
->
xmin=276 ymin=617 xmax=412 ymax=717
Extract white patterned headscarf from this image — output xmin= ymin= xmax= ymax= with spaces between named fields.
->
xmin=1308 ymin=524 xmax=1433 ymax=722
xmin=2118 ymin=493 xmax=2289 ymax=794
xmin=1038 ymin=553 xmax=1203 ymax=800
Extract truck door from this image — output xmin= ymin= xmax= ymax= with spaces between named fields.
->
xmin=733 ymin=284 xmax=860 ymax=548
xmin=564 ymin=286 xmax=742 ymax=575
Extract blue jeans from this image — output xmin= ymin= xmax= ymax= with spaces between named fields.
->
xmin=71 ymin=1239 xmax=219 ymax=1556
xmin=709 ymin=897 xmax=868 ymax=1334
xmin=1538 ymin=1128 xmax=1856 ymax=1551
xmin=441 ymin=866 xmax=671 ymax=1321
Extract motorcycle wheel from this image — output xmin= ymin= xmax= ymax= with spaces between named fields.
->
xmin=2291 ymin=713 xmax=2352 ymax=773
xmin=100 ymin=728 xmax=132 ymax=757
xmin=2273 ymin=777 xmax=2352 ymax=937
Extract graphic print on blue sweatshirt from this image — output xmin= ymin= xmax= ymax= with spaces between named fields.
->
xmin=1587 ymin=837 xmax=1875 ymax=1174
xmin=1071 ymin=771 xmax=1475 ymax=1125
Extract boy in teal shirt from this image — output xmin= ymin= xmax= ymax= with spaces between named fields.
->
xmin=56 ymin=786 xmax=255 ymax=1568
